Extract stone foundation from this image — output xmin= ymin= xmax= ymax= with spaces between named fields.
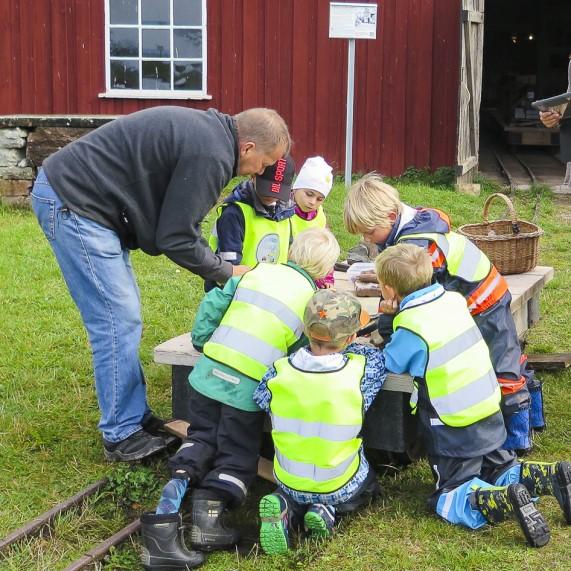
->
xmin=0 ymin=116 xmax=117 ymax=205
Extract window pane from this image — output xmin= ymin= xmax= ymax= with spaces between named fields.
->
xmin=142 ymin=0 xmax=170 ymax=25
xmin=110 ymin=0 xmax=138 ymax=25
xmin=142 ymin=29 xmax=170 ymax=57
xmin=142 ymin=61 xmax=171 ymax=89
xmin=110 ymin=28 xmax=138 ymax=57
xmin=173 ymin=30 xmax=201 ymax=58
xmin=111 ymin=60 xmax=140 ymax=89
xmin=174 ymin=0 xmax=202 ymax=26
xmin=174 ymin=62 xmax=202 ymax=90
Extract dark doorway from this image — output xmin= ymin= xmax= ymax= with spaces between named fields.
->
xmin=479 ymin=0 xmax=571 ymax=188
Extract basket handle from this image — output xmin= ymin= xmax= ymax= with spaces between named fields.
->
xmin=482 ymin=193 xmax=520 ymax=235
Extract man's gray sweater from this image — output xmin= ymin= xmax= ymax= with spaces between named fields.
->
xmin=43 ymin=106 xmax=238 ymax=283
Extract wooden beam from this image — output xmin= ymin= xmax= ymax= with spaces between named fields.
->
xmin=456 ymin=155 xmax=478 ymax=176
xmin=164 ymin=421 xmax=277 ymax=484
xmin=462 ymin=10 xmax=484 ymax=24
xmin=526 ymin=353 xmax=571 ymax=371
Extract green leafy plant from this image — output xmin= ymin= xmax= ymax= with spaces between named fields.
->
xmin=106 ymin=465 xmax=161 ymax=509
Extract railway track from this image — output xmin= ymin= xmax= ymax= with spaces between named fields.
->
xmin=492 ymin=147 xmax=564 ymax=191
xmin=0 ymin=422 xmax=273 ymax=569
xmin=0 ymin=477 xmax=141 ymax=570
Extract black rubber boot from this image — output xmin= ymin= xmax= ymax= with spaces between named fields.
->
xmin=474 ymin=483 xmax=550 ymax=548
xmin=140 ymin=512 xmax=204 ymax=570
xmin=190 ymin=496 xmax=239 ymax=551
xmin=520 ymin=461 xmax=571 ymax=524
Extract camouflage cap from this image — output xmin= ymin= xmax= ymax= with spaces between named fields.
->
xmin=304 ymin=289 xmax=370 ymax=343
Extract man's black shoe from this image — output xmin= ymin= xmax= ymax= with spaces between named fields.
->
xmin=103 ymin=430 xmax=167 ymax=462
xmin=142 ymin=412 xmax=178 ymax=446
xmin=142 ymin=412 xmax=168 ymax=436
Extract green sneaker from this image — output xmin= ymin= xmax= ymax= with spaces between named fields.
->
xmin=304 ymin=504 xmax=335 ymax=539
xmin=259 ymin=494 xmax=289 ymax=555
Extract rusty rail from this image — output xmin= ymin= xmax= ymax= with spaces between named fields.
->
xmin=0 ymin=479 xmax=108 ymax=553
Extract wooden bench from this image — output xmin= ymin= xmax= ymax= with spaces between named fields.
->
xmin=155 ymin=266 xmax=553 ymax=454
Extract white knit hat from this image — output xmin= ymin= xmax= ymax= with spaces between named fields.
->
xmin=292 ymin=156 xmax=333 ymax=198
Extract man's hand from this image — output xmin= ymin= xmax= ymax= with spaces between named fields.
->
xmin=378 ymin=298 xmax=398 ymax=315
xmin=540 ymin=110 xmax=561 ymax=128
xmin=231 ymin=264 xmax=250 ymax=277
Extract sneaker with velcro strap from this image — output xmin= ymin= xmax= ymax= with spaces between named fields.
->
xmin=304 ymin=503 xmax=335 ymax=539
xmin=259 ymin=493 xmax=290 ymax=555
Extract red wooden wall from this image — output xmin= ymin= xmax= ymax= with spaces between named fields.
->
xmin=0 ymin=0 xmax=461 ymax=176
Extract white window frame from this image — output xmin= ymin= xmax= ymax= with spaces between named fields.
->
xmin=100 ymin=0 xmax=211 ymax=100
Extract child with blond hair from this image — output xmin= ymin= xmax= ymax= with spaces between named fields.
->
xmin=374 ymin=242 xmax=571 ymax=549
xmin=344 ymin=173 xmax=542 ymax=454
xmin=139 ymin=228 xmax=340 ymax=569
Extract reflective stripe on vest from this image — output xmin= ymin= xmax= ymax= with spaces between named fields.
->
xmin=268 ymin=354 xmax=365 ymax=493
xmin=395 ymin=289 xmax=501 ymax=427
xmin=398 ymin=231 xmax=509 ymax=315
xmin=466 ymin=265 xmax=509 ymax=316
xmin=274 ymin=449 xmax=358 ymax=483
xmin=204 ymin=263 xmax=315 ymax=380
xmin=208 ymin=202 xmax=291 ymax=266
xmin=233 ymin=288 xmax=304 ymax=337
xmin=271 ymin=414 xmax=361 ymax=441
xmin=290 ymin=207 xmax=327 ymax=236
xmin=398 ymin=231 xmax=491 ymax=282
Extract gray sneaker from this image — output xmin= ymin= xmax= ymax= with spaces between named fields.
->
xmin=103 ymin=430 xmax=167 ymax=462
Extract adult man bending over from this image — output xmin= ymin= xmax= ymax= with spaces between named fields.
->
xmin=30 ymin=106 xmax=291 ymax=462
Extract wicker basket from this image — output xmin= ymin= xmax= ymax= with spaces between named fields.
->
xmin=457 ymin=193 xmax=543 ymax=275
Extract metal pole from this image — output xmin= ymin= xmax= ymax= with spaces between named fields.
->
xmin=345 ymin=38 xmax=356 ymax=188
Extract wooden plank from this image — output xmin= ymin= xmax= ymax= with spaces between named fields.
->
xmin=164 ymin=420 xmax=276 ymax=483
xmin=155 ymin=333 xmax=414 ymax=393
xmin=456 ymin=155 xmax=478 ymax=176
xmin=155 ymin=266 xmax=553 ymax=371
xmin=526 ymin=353 xmax=571 ymax=371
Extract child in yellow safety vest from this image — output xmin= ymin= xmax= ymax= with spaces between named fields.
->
xmin=375 ymin=243 xmax=571 ymax=549
xmin=253 ymin=289 xmax=387 ymax=555
xmin=205 ymin=155 xmax=296 ymax=291
xmin=291 ymin=156 xmax=335 ymax=288
xmin=138 ymin=229 xmax=341 ymax=569
xmin=343 ymin=173 xmax=544 ymax=454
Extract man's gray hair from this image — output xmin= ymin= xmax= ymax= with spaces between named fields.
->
xmin=234 ymin=108 xmax=292 ymax=154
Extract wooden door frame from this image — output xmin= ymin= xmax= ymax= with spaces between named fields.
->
xmin=456 ymin=0 xmax=485 ymax=189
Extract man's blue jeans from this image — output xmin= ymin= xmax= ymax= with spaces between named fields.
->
xmin=31 ymin=168 xmax=149 ymax=442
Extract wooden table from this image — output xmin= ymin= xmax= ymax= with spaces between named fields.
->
xmin=155 ymin=266 xmax=553 ymax=455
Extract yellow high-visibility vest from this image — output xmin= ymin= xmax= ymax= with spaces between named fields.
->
xmin=398 ymin=231 xmax=491 ymax=282
xmin=395 ymin=289 xmax=501 ymax=427
xmin=290 ymin=207 xmax=326 ymax=236
xmin=268 ymin=353 xmax=366 ymax=493
xmin=204 ymin=263 xmax=315 ymax=380
xmin=209 ymin=202 xmax=291 ymax=266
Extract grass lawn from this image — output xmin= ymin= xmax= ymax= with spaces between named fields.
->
xmin=1 ymin=177 xmax=571 ymax=570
